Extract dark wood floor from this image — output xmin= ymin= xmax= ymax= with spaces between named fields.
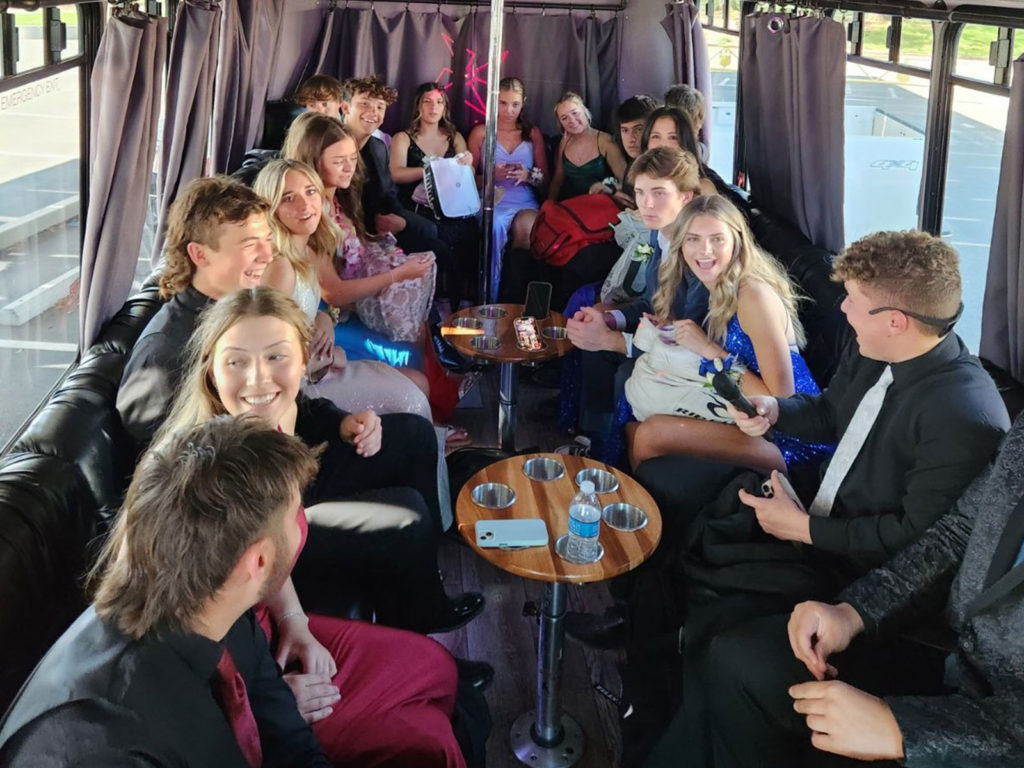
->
xmin=433 ymin=362 xmax=627 ymax=768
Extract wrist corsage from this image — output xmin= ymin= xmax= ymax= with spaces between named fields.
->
xmin=528 ymin=166 xmax=544 ymax=186
xmin=601 ymin=175 xmax=620 ymax=191
xmin=699 ymin=354 xmax=740 ymax=387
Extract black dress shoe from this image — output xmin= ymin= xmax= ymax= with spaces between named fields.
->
xmin=429 ymin=591 xmax=485 ymax=633
xmin=564 ymin=606 xmax=628 ymax=649
xmin=456 ymin=658 xmax=495 ymax=691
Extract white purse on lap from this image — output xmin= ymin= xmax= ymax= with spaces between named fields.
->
xmin=423 ymin=155 xmax=481 ymax=218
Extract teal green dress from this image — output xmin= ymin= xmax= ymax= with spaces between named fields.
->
xmin=559 ymin=153 xmax=611 ymax=200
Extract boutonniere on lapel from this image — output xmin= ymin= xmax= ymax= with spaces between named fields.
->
xmin=634 ymin=243 xmax=654 ymax=262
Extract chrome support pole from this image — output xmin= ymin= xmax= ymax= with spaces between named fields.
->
xmin=510 ymin=580 xmax=585 ymax=766
xmin=477 ymin=0 xmax=505 ymax=303
xmin=497 ymin=361 xmax=517 ymax=451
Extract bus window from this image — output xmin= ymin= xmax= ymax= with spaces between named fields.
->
xmin=0 ymin=67 xmax=82 ymax=446
xmin=706 ymin=29 xmax=737 ymax=183
xmin=942 ymin=24 xmax=1017 ymax=352
xmin=726 ymin=0 xmax=741 ymax=32
xmin=859 ymin=13 xmax=893 ymax=61
xmin=954 ymin=24 xmax=1013 ymax=85
xmin=843 ymin=61 xmax=929 ymax=243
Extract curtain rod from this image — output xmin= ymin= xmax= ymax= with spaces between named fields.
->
xmin=776 ymin=0 xmax=1024 ymax=26
xmin=325 ymin=0 xmax=626 ymax=12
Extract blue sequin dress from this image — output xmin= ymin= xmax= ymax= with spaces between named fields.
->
xmin=601 ymin=315 xmax=834 ymax=469
xmin=722 ymin=316 xmax=833 ymax=468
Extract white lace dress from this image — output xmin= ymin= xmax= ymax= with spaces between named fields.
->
xmin=294 ymin=271 xmax=453 ymax=529
xmin=294 ymin=271 xmax=432 ymax=421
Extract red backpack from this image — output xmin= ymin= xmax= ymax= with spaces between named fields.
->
xmin=529 ymin=193 xmax=622 ymax=267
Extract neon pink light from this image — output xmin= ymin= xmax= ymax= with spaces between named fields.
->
xmin=435 ymin=32 xmax=509 ymax=120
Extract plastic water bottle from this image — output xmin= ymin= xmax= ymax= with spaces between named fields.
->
xmin=564 ymin=480 xmax=602 ymax=563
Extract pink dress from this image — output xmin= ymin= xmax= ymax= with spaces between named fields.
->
xmin=330 ymin=202 xmax=436 ymax=343
xmin=256 ymin=508 xmax=464 ymax=768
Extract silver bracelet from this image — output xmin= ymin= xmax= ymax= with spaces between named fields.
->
xmin=276 ymin=610 xmax=308 ymax=625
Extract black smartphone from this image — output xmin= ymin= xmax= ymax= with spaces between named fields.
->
xmin=524 ymin=281 xmax=553 ymax=321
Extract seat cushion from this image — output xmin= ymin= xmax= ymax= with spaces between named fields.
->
xmin=0 ymin=453 xmax=96 ymax=711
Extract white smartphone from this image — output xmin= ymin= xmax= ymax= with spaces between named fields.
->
xmin=475 ymin=519 xmax=549 ymax=549
xmin=760 ymin=473 xmax=806 ymax=513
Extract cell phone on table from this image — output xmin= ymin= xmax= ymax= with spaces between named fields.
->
xmin=475 ymin=519 xmax=549 ymax=549
xmin=524 ymin=281 xmax=553 ymax=321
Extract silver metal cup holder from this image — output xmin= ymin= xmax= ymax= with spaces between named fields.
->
xmin=476 ymin=305 xmax=508 ymax=319
xmin=541 ymin=326 xmax=568 ymax=340
xmin=574 ymin=468 xmax=620 ymax=494
xmin=522 ymin=457 xmax=566 ymax=482
xmin=471 ymin=482 xmax=516 ymax=509
xmin=471 ymin=336 xmax=501 ymax=350
xmin=601 ymin=502 xmax=648 ymax=531
xmin=452 ymin=316 xmax=483 ymax=329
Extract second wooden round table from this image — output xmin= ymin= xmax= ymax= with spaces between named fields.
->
xmin=456 ymin=453 xmax=661 ymax=767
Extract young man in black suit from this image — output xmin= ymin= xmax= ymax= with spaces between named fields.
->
xmin=704 ymin=408 xmax=1024 ymax=767
xmin=339 ymin=75 xmax=450 ymax=261
xmin=0 ymin=416 xmax=328 ymax=766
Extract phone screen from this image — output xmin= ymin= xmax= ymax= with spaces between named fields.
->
xmin=524 ymin=281 xmax=552 ymax=320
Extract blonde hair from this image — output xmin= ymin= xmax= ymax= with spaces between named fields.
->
xmin=554 ymin=91 xmax=592 ymax=129
xmin=253 ymin=158 xmax=341 ymax=283
xmin=282 ymin=112 xmax=372 ymax=243
xmin=157 ymin=287 xmax=313 ymax=444
xmin=655 ymin=195 xmax=805 ymax=347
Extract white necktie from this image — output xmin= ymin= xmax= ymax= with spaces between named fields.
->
xmin=808 ymin=365 xmax=894 ymax=517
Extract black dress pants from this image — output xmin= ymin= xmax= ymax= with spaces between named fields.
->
xmin=295 ymin=413 xmax=454 ymax=632
xmin=648 ymin=611 xmax=944 ymax=768
xmin=578 ymin=350 xmax=634 ymax=436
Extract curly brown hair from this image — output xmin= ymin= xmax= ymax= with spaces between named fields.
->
xmin=341 ymin=74 xmax=398 ymax=105
xmin=294 ymin=74 xmax=345 ymax=106
xmin=833 ymin=230 xmax=962 ymax=336
xmin=159 ymin=176 xmax=270 ymax=300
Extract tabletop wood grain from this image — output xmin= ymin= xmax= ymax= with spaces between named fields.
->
xmin=443 ymin=303 xmax=574 ymax=364
xmin=455 ymin=453 xmax=662 ymax=583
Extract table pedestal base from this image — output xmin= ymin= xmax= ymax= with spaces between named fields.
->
xmin=510 ymin=711 xmax=584 ymax=767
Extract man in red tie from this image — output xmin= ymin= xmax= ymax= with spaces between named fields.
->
xmin=0 ymin=415 xmax=331 ymax=767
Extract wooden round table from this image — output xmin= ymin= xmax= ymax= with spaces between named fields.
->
xmin=456 ymin=453 xmax=661 ymax=768
xmin=443 ymin=303 xmax=573 ymax=451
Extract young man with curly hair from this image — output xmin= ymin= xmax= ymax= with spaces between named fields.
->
xmin=340 ymin=75 xmax=450 ymax=261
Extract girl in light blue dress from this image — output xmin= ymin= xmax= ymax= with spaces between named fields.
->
xmin=468 ymin=77 xmax=549 ymax=301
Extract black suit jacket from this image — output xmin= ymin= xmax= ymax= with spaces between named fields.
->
xmin=776 ymin=334 xmax=1009 ymax=574
xmin=841 ymin=411 xmax=1024 ymax=767
xmin=0 ymin=608 xmax=330 ymax=767
xmin=359 ymin=136 xmax=438 ymax=245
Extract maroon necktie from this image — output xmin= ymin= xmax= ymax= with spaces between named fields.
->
xmin=215 ymin=647 xmax=263 ymax=767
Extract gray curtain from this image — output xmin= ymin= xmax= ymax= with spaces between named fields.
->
xmin=294 ymin=7 xmax=619 ymax=137
xmin=739 ymin=12 xmax=845 ymax=253
xmin=79 ymin=12 xmax=166 ymax=349
xmin=211 ymin=0 xmax=285 ymax=174
xmin=661 ymin=1 xmax=713 ymax=151
xmin=150 ymin=0 xmax=221 ymax=268
xmin=304 ymin=8 xmax=459 ymax=136
xmin=452 ymin=10 xmax=621 ymax=136
xmin=980 ymin=54 xmax=1024 ymax=380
